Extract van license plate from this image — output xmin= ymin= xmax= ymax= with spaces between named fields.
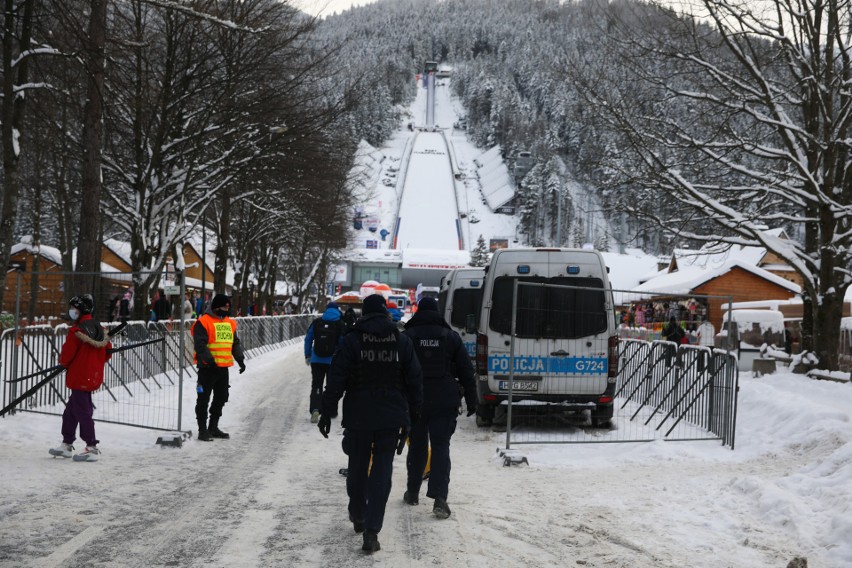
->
xmin=498 ymin=381 xmax=539 ymax=391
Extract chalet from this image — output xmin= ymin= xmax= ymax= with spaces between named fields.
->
xmin=3 ymin=237 xmax=222 ymax=323
xmin=2 ymin=238 xmax=65 ymax=321
xmin=632 ymin=259 xmax=801 ymax=333
xmin=666 ymin=229 xmax=801 ymax=288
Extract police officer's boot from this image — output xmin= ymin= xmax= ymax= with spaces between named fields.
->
xmin=362 ymin=530 xmax=380 ymax=553
xmin=208 ymin=416 xmax=230 ymax=439
xmin=197 ymin=420 xmax=213 ymax=442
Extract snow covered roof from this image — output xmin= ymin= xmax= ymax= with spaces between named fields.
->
xmin=401 ymin=248 xmax=470 ymax=270
xmin=632 ymin=259 xmax=801 ymax=298
xmin=670 ymin=229 xmax=789 ymax=272
xmin=103 ymin=238 xmax=132 ymax=265
xmin=345 ymin=248 xmax=403 ymax=264
xmin=11 ymin=238 xmax=63 ymax=266
xmin=181 ymin=233 xmax=217 ymax=273
xmin=348 ymin=140 xmax=385 ymax=200
xmin=601 ymin=249 xmax=663 ymax=291
xmin=474 ymin=146 xmax=514 ymax=211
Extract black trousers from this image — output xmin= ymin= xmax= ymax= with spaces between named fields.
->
xmin=195 ymin=365 xmax=230 ymax=426
xmin=406 ymin=413 xmax=457 ymax=500
xmin=309 ymin=363 xmax=331 ymax=413
xmin=344 ymin=428 xmax=398 ymax=533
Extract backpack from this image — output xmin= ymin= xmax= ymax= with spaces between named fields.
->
xmin=312 ymin=318 xmax=343 ymax=357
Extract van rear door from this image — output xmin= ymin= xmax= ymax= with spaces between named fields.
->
xmin=485 ymin=250 xmax=611 ymax=397
xmin=444 ymin=268 xmax=484 ymax=358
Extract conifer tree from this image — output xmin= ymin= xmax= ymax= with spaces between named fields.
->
xmin=469 ymin=234 xmax=490 ymax=267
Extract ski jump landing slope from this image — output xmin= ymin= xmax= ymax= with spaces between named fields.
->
xmin=392 ymin=130 xmax=462 ymax=251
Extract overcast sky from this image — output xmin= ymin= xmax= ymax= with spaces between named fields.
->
xmin=296 ymin=0 xmax=377 ymax=17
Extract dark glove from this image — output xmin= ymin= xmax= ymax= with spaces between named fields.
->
xmin=466 ymin=400 xmax=477 ymax=417
xmin=200 ymin=354 xmax=215 ymax=367
xmin=305 ymin=357 xmax=311 ymax=367
xmin=396 ymin=426 xmax=409 ymax=455
xmin=318 ymin=414 xmax=331 ymax=438
xmin=238 ymin=361 xmax=246 ymax=374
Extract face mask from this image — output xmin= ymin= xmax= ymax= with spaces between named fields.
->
xmin=216 ymin=308 xmax=229 ymax=317
xmin=68 ymin=308 xmax=80 ymax=321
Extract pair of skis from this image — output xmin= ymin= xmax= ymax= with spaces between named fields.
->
xmin=0 ymin=322 xmax=163 ymax=417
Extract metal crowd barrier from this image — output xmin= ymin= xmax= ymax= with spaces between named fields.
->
xmin=505 ymin=338 xmax=739 ymax=449
xmin=1 ymin=315 xmax=313 ymax=432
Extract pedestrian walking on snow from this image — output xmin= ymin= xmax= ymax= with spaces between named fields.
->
xmin=49 ymin=295 xmax=113 ymax=462
xmin=318 ymin=294 xmax=423 ymax=554
xmin=192 ymin=294 xmax=246 ymax=441
xmin=402 ymin=297 xmax=476 ymax=519
xmin=304 ymin=301 xmax=345 ymax=423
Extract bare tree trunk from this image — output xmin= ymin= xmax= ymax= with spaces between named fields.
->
xmin=74 ymin=0 xmax=108 ymax=296
xmin=0 ymin=0 xmax=34 ymax=310
xmin=27 ymin=168 xmax=43 ymax=322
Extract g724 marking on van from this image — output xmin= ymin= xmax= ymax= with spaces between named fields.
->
xmin=488 ymin=355 xmax=608 ymax=375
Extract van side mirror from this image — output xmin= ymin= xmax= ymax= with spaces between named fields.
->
xmin=465 ymin=314 xmax=477 ymax=334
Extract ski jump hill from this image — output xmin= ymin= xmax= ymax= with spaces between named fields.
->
xmin=343 ymin=71 xmax=518 ymax=289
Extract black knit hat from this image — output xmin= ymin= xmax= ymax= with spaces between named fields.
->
xmin=418 ymin=297 xmax=439 ymax=312
xmin=362 ymin=294 xmax=387 ymax=315
xmin=211 ymin=294 xmax=231 ymax=310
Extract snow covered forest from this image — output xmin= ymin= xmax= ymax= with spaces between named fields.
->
xmin=1 ymin=0 xmax=850 ymax=370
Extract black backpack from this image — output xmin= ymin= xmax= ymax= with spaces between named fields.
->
xmin=312 ymin=318 xmax=343 ymax=357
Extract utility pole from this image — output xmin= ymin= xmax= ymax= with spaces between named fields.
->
xmin=555 ymin=182 xmax=562 ymax=246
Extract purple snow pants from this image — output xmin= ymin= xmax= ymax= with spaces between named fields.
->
xmin=61 ymin=390 xmax=99 ymax=447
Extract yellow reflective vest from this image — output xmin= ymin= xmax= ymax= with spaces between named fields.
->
xmin=193 ymin=313 xmax=237 ymax=367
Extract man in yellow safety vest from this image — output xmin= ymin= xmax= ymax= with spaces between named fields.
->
xmin=192 ymin=294 xmax=246 ymax=441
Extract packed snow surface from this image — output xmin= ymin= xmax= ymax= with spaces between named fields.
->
xmin=0 ymin=342 xmax=849 ymax=567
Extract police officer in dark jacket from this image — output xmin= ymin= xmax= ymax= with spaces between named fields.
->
xmin=318 ymin=294 xmax=423 ymax=554
xmin=401 ymin=296 xmax=476 ymax=519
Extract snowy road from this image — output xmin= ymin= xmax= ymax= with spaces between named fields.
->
xmin=0 ymin=342 xmax=845 ymax=567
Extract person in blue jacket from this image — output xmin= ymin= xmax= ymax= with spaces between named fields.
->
xmin=318 ymin=294 xmax=423 ymax=554
xmin=402 ymin=297 xmax=476 ymax=519
xmin=304 ymin=301 xmax=344 ymax=423
xmin=387 ymin=301 xmax=403 ymax=326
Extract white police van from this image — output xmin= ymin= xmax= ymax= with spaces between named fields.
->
xmin=438 ymin=267 xmax=486 ymax=359
xmin=472 ymin=248 xmax=618 ymax=427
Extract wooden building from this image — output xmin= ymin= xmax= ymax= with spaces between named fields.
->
xmin=632 ymin=259 xmax=801 ymax=333
xmin=3 ymin=240 xmax=66 ymax=322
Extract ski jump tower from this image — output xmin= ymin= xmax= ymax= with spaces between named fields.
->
xmin=424 ymin=60 xmax=437 ymax=128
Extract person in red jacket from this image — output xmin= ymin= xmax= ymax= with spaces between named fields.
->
xmin=49 ymin=294 xmax=113 ymax=462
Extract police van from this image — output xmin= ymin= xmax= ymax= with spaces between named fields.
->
xmin=472 ymin=248 xmax=618 ymax=427
xmin=438 ymin=267 xmax=486 ymax=359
